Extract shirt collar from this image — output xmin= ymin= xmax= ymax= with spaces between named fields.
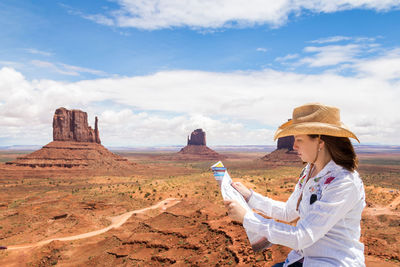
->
xmin=309 ymin=159 xmax=338 ymax=180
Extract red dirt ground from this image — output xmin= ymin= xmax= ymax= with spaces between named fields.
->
xmin=0 ymin=150 xmax=399 ymax=266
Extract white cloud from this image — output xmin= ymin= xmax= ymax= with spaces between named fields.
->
xmin=282 ymin=38 xmax=400 ymax=86
xmin=275 ymin=53 xmax=299 ymax=62
xmin=299 ymin=44 xmax=363 ymax=67
xmin=76 ymin=0 xmax=400 ymax=30
xmin=256 ymin=48 xmax=268 ymax=52
xmin=310 ymin=36 xmax=377 ymax=44
xmin=1 ymin=50 xmax=400 ymax=146
xmin=296 ymin=0 xmax=400 ymax=12
xmin=82 ymin=14 xmax=114 ymax=26
xmin=31 ymin=60 xmax=107 ymax=77
xmin=25 ymin=48 xmax=53 ymax=57
xmin=98 ymin=110 xmax=273 ymax=145
xmin=309 ymin=36 xmax=352 ymax=44
xmin=352 ymin=48 xmax=400 ymax=80
xmin=277 ymin=36 xmax=383 ymax=68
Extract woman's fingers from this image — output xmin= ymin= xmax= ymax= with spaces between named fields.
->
xmin=224 ymin=200 xmax=233 ymax=209
xmin=231 ymin=182 xmax=242 ymax=189
xmin=231 ymin=181 xmax=251 ymax=199
xmin=224 ymin=200 xmax=238 ymax=211
xmin=223 ymin=199 xmax=246 ymax=223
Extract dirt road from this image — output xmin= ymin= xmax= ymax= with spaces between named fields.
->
xmin=364 ymin=194 xmax=400 ymax=216
xmin=5 ymin=198 xmax=180 ymax=251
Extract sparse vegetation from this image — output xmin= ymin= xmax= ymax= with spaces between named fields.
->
xmin=0 ymin=150 xmax=398 ymax=266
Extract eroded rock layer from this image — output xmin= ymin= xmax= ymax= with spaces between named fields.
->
xmin=6 ymin=141 xmax=133 ymax=169
xmin=177 ymin=129 xmax=226 ymax=160
xmin=277 ymin=136 xmax=294 ymax=151
xmin=261 ymin=135 xmax=301 ymax=165
xmin=67 ymin=199 xmax=290 ymax=266
xmin=53 ymin=107 xmax=100 ymax=144
xmin=261 ymin=149 xmax=302 ymax=166
xmin=187 ymin=129 xmax=206 ymax=146
xmin=177 ymin=145 xmax=226 ymax=160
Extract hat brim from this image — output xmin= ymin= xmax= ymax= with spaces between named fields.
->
xmin=274 ymin=121 xmax=359 ymax=142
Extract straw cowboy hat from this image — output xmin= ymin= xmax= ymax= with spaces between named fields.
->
xmin=274 ymin=103 xmax=359 ymax=142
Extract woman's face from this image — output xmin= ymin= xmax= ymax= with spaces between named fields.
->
xmin=293 ymin=135 xmax=319 ymax=163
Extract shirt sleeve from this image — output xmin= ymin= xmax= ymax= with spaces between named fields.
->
xmin=243 ymin=175 xmax=361 ymax=250
xmin=247 ymin=189 xmax=300 ymax=223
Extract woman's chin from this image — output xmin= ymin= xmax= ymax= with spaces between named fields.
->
xmin=299 ymin=155 xmax=308 ymax=162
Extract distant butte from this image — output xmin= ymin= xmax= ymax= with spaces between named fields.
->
xmin=177 ymin=129 xmax=226 ymax=160
xmin=261 ymin=122 xmax=301 ymax=165
xmin=6 ymin=107 xmax=134 ymax=170
xmin=277 ymin=135 xmax=294 ymax=151
xmin=187 ymin=129 xmax=206 ymax=146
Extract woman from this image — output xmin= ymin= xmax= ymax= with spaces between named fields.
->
xmin=225 ymin=103 xmax=366 ymax=267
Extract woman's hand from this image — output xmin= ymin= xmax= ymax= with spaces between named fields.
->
xmin=231 ymin=182 xmax=252 ymax=201
xmin=224 ymin=200 xmax=247 ymax=224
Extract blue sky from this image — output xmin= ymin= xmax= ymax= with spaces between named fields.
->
xmin=1 ymin=1 xmax=400 ymax=146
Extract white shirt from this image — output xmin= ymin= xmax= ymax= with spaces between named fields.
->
xmin=243 ymin=160 xmax=366 ymax=267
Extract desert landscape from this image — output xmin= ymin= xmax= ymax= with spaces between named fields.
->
xmin=0 ymin=149 xmax=399 ymax=266
xmin=2 ymin=2 xmax=400 ymax=266
xmin=0 ymin=108 xmax=399 ymax=266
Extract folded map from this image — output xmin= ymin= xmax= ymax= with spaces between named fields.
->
xmin=211 ymin=161 xmax=272 ymax=252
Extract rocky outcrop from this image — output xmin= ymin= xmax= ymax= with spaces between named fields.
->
xmin=187 ymin=129 xmax=206 ymax=146
xmin=261 ymin=149 xmax=301 ymax=166
xmin=261 ymin=125 xmax=300 ymax=165
xmin=277 ymin=136 xmax=294 ymax=151
xmin=175 ymin=129 xmax=225 ymax=160
xmin=6 ymin=108 xmax=134 ymax=170
xmin=178 ymin=145 xmax=223 ymax=159
xmin=6 ymin=141 xmax=132 ymax=169
xmin=53 ymin=108 xmax=100 ymax=144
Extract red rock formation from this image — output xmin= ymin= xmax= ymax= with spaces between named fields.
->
xmin=277 ymin=136 xmax=294 ymax=151
xmin=187 ymin=129 xmax=206 ymax=146
xmin=261 ymin=149 xmax=302 ymax=166
xmin=261 ymin=124 xmax=301 ymax=165
xmin=53 ymin=107 xmax=100 ymax=144
xmin=175 ymin=129 xmax=226 ymax=160
xmin=178 ymin=145 xmax=224 ymax=159
xmin=6 ymin=108 xmax=134 ymax=170
xmin=6 ymin=141 xmax=132 ymax=169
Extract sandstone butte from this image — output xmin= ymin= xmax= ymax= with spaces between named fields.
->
xmin=53 ymin=107 xmax=101 ymax=144
xmin=6 ymin=107 xmax=134 ymax=170
xmin=177 ymin=129 xmax=226 ymax=160
xmin=261 ymin=134 xmax=302 ymax=166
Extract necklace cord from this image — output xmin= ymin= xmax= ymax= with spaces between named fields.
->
xmin=296 ymin=135 xmax=320 ymax=211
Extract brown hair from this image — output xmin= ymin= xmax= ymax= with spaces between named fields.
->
xmin=309 ymin=135 xmax=358 ymax=172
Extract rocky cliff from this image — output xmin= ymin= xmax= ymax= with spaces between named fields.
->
xmin=53 ymin=107 xmax=100 ymax=144
xmin=261 ymin=130 xmax=300 ymax=165
xmin=176 ymin=129 xmax=225 ymax=160
xmin=277 ymin=136 xmax=294 ymax=150
xmin=6 ymin=108 xmax=134 ymax=170
xmin=187 ymin=129 xmax=206 ymax=146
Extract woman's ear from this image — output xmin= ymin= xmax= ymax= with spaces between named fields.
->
xmin=319 ymin=140 xmax=325 ymax=151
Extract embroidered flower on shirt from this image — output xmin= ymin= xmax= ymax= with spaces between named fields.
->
xmin=314 ymin=176 xmax=322 ymax=182
xmin=324 ymin=177 xmax=335 ymax=184
xmin=309 ymin=184 xmax=321 ymax=193
xmin=315 ymin=171 xmax=331 ymax=182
